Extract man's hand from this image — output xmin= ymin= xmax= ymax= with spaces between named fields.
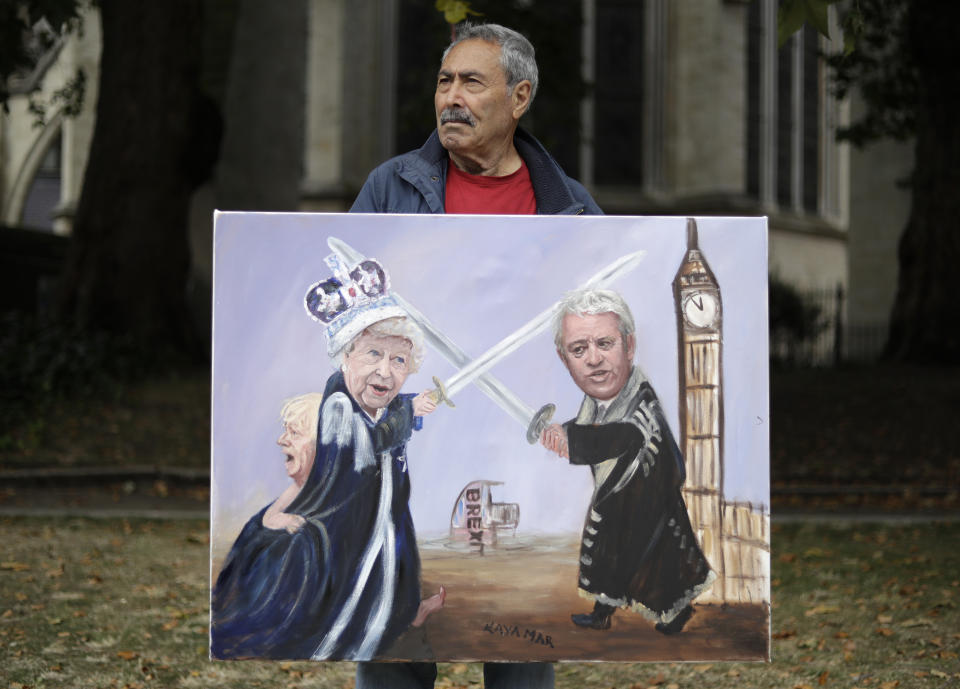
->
xmin=412 ymin=390 xmax=438 ymax=416
xmin=264 ymin=511 xmax=306 ymax=534
xmin=540 ymin=423 xmax=569 ymax=458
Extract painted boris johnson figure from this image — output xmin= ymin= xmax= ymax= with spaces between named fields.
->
xmin=210 ymin=259 xmax=442 ymax=660
xmin=541 ymin=288 xmax=716 ymax=634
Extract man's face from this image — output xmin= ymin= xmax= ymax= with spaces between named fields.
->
xmin=435 ymin=38 xmax=527 ymax=162
xmin=277 ymin=421 xmax=315 ymax=486
xmin=343 ymin=331 xmax=413 ymax=417
xmin=558 ymin=312 xmax=635 ymax=401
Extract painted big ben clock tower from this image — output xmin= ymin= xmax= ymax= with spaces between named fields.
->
xmin=673 ymin=218 xmax=725 ymax=601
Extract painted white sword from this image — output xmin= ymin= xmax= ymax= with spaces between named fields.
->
xmin=328 ymin=237 xmax=552 ymax=442
xmin=427 ymin=248 xmax=647 ymax=409
xmin=327 ymin=237 xmax=646 ymax=442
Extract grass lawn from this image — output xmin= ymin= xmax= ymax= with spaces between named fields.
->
xmin=1 ymin=517 xmax=958 ymax=689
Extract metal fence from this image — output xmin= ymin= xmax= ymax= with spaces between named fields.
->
xmin=770 ymin=284 xmax=888 ymax=367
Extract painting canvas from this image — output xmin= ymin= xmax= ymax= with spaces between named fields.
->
xmin=209 ymin=212 xmax=770 ymax=663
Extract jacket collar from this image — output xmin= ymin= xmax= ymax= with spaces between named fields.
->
xmin=409 ymin=127 xmax=584 ymax=215
xmin=575 ymin=366 xmax=650 ymax=425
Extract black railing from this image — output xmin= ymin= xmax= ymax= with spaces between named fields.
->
xmin=771 ymin=284 xmax=888 ymax=367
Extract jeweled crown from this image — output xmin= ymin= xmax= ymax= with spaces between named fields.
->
xmin=305 ymin=255 xmax=406 ymax=356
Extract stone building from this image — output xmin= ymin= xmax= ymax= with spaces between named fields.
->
xmin=1 ymin=1 xmax=910 ymax=353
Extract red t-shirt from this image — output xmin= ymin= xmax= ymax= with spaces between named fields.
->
xmin=444 ymin=159 xmax=537 ymax=214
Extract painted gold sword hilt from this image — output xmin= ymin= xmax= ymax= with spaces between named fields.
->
xmin=428 ymin=375 xmax=456 ymax=408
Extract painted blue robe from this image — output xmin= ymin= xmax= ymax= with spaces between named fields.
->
xmin=210 ymin=372 xmax=422 ymax=660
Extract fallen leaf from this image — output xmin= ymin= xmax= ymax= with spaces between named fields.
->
xmin=876 ymin=627 xmax=894 ymax=636
xmin=877 ymin=614 xmax=893 ymax=624
xmin=1 ymin=562 xmax=31 ymax=571
xmin=117 ymin=650 xmax=138 ymax=660
xmin=931 ymin=670 xmax=948 ymax=679
xmin=805 ymin=605 xmax=840 ymax=616
xmin=818 ymin=671 xmax=829 ymax=685
xmin=900 ymin=617 xmax=933 ymax=627
xmin=879 ymin=682 xmax=899 ymax=689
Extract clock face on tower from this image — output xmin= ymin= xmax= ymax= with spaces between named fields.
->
xmin=682 ymin=291 xmax=720 ymax=329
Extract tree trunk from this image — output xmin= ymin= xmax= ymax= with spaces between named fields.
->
xmin=884 ymin=2 xmax=960 ymax=363
xmin=58 ymin=0 xmax=208 ymax=357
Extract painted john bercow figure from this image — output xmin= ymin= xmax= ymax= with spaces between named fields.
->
xmin=540 ymin=288 xmax=716 ymax=634
xmin=210 ymin=259 xmax=443 ymax=660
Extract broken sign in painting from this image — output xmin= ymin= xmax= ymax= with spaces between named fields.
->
xmin=209 ymin=212 xmax=770 ymax=663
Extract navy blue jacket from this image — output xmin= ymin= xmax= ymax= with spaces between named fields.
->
xmin=350 ymin=128 xmax=603 ymax=215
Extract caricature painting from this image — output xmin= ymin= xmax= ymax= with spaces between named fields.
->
xmin=209 ymin=212 xmax=770 ymax=663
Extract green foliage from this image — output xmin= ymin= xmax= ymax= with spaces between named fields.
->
xmin=769 ymin=275 xmax=825 ymax=365
xmin=0 ymin=311 xmax=153 ymax=440
xmin=777 ymin=0 xmax=836 ymax=47
xmin=0 ymin=0 xmax=84 ymax=109
xmin=435 ymin=0 xmax=482 ymax=25
xmin=826 ymin=0 xmax=919 ymax=146
xmin=776 ymin=0 xmax=923 ymax=147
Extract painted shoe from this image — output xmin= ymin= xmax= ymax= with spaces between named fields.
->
xmin=655 ymin=604 xmax=694 ymax=635
xmin=571 ymin=610 xmax=612 ymax=630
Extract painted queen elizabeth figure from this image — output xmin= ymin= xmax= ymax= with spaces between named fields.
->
xmin=211 ymin=258 xmax=443 ymax=661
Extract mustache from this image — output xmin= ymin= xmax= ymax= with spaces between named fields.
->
xmin=440 ymin=107 xmax=476 ymax=127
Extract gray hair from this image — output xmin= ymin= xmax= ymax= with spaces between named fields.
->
xmin=280 ymin=392 xmax=325 ymax=440
xmin=442 ymin=22 xmax=539 ymax=111
xmin=337 ymin=316 xmax=425 ymax=373
xmin=552 ymin=288 xmax=636 ymax=351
